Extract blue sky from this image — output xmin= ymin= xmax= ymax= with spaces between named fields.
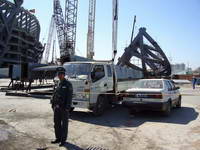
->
xmin=22 ymin=0 xmax=200 ymax=69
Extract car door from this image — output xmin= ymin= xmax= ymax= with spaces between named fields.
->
xmin=167 ymin=81 xmax=176 ymax=105
xmin=169 ymin=81 xmax=179 ymax=102
xmin=164 ymin=81 xmax=173 ymax=102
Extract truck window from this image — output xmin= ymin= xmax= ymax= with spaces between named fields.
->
xmin=91 ymin=65 xmax=105 ymax=82
xmin=63 ymin=63 xmax=91 ymax=77
xmin=106 ymin=65 xmax=112 ymax=77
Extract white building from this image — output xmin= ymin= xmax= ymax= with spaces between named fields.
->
xmin=171 ymin=63 xmax=186 ymax=75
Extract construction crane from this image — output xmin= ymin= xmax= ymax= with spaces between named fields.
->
xmin=53 ymin=0 xmax=78 ymax=64
xmin=87 ymin=0 xmax=96 ymax=59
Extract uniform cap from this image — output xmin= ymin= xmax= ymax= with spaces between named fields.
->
xmin=57 ymin=67 xmax=65 ymax=75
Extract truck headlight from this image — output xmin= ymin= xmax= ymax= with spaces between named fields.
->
xmin=75 ymin=93 xmax=87 ymax=99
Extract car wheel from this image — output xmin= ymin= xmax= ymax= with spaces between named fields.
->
xmin=176 ymin=96 xmax=181 ymax=108
xmin=163 ymin=101 xmax=171 ymax=116
xmin=93 ymin=95 xmax=106 ymax=116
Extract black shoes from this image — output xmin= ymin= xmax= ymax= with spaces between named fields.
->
xmin=51 ymin=139 xmax=66 ymax=147
xmin=51 ymin=139 xmax=61 ymax=144
xmin=59 ymin=141 xmax=66 ymax=147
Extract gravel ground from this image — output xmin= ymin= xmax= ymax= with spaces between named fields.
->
xmin=0 ymin=79 xmax=200 ymax=150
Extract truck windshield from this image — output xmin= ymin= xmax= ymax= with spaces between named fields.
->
xmin=133 ymin=80 xmax=163 ymax=89
xmin=63 ymin=63 xmax=91 ymax=78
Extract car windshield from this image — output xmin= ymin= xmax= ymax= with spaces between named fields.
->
xmin=63 ymin=63 xmax=91 ymax=78
xmin=133 ymin=80 xmax=163 ymax=89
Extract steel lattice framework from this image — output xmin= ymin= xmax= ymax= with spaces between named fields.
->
xmin=53 ymin=0 xmax=66 ymax=58
xmin=0 ymin=0 xmax=43 ymax=67
xmin=117 ymin=28 xmax=171 ymax=77
xmin=65 ymin=0 xmax=78 ymax=57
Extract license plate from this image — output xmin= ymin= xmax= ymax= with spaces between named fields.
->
xmin=124 ymin=98 xmax=143 ymax=102
xmin=134 ymin=98 xmax=143 ymax=102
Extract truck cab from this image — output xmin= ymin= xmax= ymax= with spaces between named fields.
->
xmin=62 ymin=61 xmax=115 ymax=115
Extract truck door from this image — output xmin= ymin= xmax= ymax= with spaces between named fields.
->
xmin=90 ymin=65 xmax=107 ymax=104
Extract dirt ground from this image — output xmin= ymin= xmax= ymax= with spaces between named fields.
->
xmin=0 ymin=79 xmax=200 ymax=150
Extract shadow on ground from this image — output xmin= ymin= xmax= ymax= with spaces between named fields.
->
xmin=63 ymin=142 xmax=84 ymax=150
xmin=70 ymin=105 xmax=199 ymax=128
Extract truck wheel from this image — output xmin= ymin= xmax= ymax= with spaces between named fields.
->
xmin=163 ymin=101 xmax=171 ymax=116
xmin=176 ymin=97 xmax=181 ymax=108
xmin=93 ymin=95 xmax=106 ymax=116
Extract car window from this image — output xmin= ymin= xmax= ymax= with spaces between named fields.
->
xmin=169 ymin=81 xmax=175 ymax=90
xmin=165 ymin=81 xmax=172 ymax=91
xmin=106 ymin=65 xmax=112 ymax=77
xmin=91 ymin=65 xmax=105 ymax=82
xmin=133 ymin=80 xmax=163 ymax=89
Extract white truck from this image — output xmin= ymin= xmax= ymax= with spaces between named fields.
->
xmin=60 ymin=61 xmax=143 ymax=115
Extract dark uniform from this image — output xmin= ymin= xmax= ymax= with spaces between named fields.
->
xmin=51 ymin=68 xmax=73 ymax=144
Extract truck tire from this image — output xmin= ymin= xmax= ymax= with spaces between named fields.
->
xmin=93 ymin=95 xmax=106 ymax=116
xmin=163 ymin=101 xmax=171 ymax=116
xmin=176 ymin=96 xmax=181 ymax=108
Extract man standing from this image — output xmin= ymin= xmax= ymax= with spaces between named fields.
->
xmin=192 ymin=76 xmax=197 ymax=89
xmin=51 ymin=67 xmax=73 ymax=147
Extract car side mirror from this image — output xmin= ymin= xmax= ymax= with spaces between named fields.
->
xmin=176 ymin=87 xmax=180 ymax=90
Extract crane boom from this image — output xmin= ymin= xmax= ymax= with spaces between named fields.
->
xmin=53 ymin=0 xmax=78 ymax=64
xmin=64 ymin=0 xmax=78 ymax=62
xmin=112 ymin=0 xmax=118 ymax=61
xmin=44 ymin=15 xmax=55 ymax=63
xmin=87 ymin=0 xmax=96 ymax=59
xmin=53 ymin=0 xmax=66 ymax=61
